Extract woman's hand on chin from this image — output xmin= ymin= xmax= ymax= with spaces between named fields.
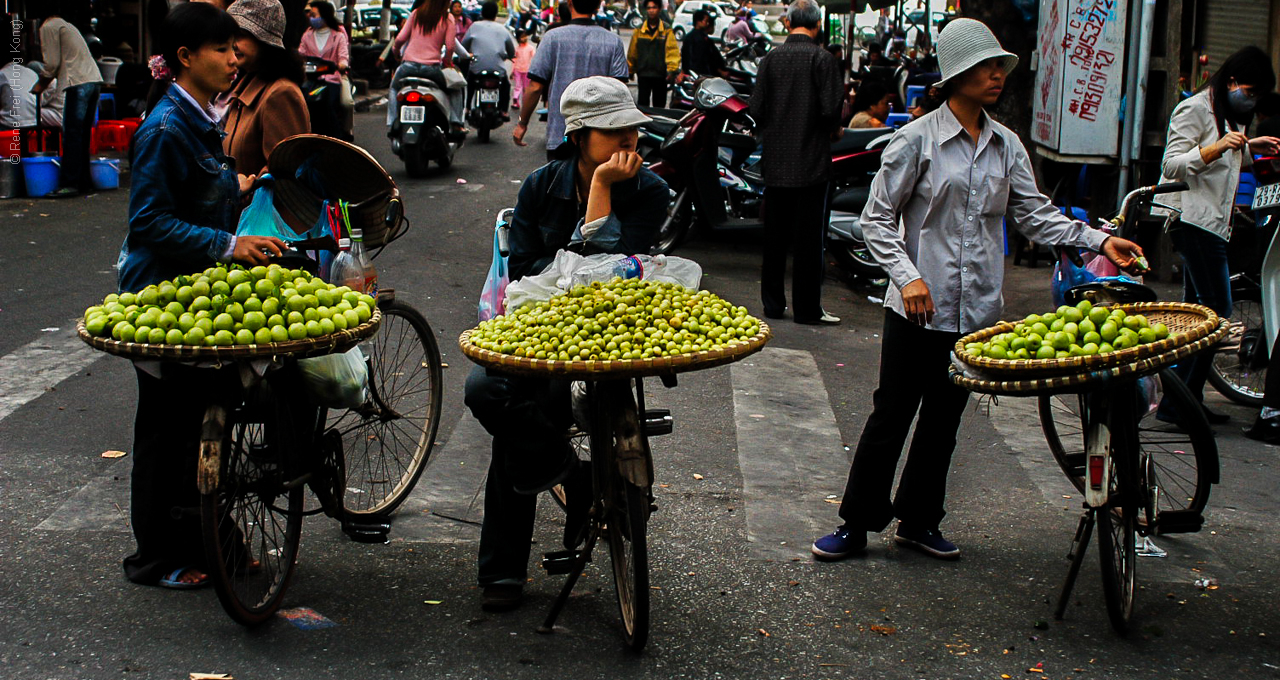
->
xmin=593 ymin=151 xmax=643 ymax=186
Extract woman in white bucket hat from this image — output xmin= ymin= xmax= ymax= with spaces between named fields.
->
xmin=812 ymin=19 xmax=1147 ymax=562
xmin=463 ymin=76 xmax=671 ymax=613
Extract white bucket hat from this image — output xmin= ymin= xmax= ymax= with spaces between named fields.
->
xmin=561 ymin=76 xmax=652 ymax=133
xmin=932 ymin=18 xmax=1018 ymax=88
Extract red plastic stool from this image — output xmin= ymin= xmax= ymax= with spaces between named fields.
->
xmin=1 ymin=130 xmax=20 ymax=160
xmin=93 ymin=123 xmax=130 ymax=153
xmin=23 ymin=127 xmax=62 ymax=156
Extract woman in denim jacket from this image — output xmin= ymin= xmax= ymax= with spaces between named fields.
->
xmin=118 ymin=3 xmax=286 ymax=589
xmin=464 ymin=77 xmax=668 ymax=613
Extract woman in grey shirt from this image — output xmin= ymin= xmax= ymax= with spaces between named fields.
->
xmin=811 ymin=19 xmax=1146 ymax=562
xmin=1157 ymin=46 xmax=1278 ymax=424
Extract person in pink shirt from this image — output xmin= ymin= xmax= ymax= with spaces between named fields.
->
xmin=387 ymin=0 xmax=467 ymax=132
xmin=511 ymin=30 xmax=535 ymax=108
xmin=300 ymin=1 xmax=351 ymax=139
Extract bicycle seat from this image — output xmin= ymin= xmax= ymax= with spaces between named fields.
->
xmin=832 ymin=128 xmax=893 ymax=156
xmin=645 ymin=118 xmax=679 ymax=138
xmin=830 ymin=185 xmax=871 ymax=213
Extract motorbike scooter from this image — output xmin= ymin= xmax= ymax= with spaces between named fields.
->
xmin=390 ymin=75 xmax=466 ymax=176
xmin=465 ymin=67 xmax=509 ymax=143
xmin=824 ymin=128 xmax=895 ymax=281
xmin=303 ymin=56 xmax=354 ymax=142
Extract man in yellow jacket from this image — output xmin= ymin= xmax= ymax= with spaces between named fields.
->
xmin=627 ymin=0 xmax=680 ymax=107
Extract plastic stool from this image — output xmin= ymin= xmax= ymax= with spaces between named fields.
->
xmin=93 ymin=123 xmax=129 ymax=154
xmin=97 ymin=93 xmax=116 ymax=121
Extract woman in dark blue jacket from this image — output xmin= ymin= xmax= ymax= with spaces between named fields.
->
xmin=119 ymin=3 xmax=286 ymax=589
xmin=465 ymin=77 xmax=668 ymax=612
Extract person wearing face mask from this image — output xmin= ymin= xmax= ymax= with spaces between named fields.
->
xmin=1155 ymin=46 xmax=1280 ymax=426
xmin=299 ymin=1 xmax=352 ymax=140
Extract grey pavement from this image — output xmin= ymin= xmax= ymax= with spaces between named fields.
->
xmin=0 ymin=107 xmax=1278 ymax=680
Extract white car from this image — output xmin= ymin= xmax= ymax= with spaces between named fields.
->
xmin=671 ymin=1 xmax=770 ymax=42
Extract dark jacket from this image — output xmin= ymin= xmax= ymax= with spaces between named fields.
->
xmin=680 ymin=28 xmax=725 ymax=77
xmin=750 ymin=33 xmax=843 ymax=187
xmin=118 ymin=87 xmax=240 ymax=293
xmin=627 ymin=19 xmax=679 ymax=78
xmin=508 ymin=159 xmax=668 ymax=281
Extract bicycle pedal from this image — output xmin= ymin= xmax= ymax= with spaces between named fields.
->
xmin=342 ymin=519 xmax=392 ymax=544
xmin=541 ymin=549 xmax=589 ymax=575
xmin=1150 ymin=510 xmax=1204 ymax=535
xmin=642 ymin=408 xmax=673 ymax=436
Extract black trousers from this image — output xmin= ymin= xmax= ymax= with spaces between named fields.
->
xmin=636 ymin=76 xmax=668 ymax=108
xmin=838 ymin=310 xmax=970 ymax=531
xmin=123 ymin=364 xmax=220 ymax=585
xmin=464 ymin=366 xmax=574 ymax=585
xmin=762 ymin=182 xmax=829 ymax=321
xmin=466 ymin=72 xmax=512 ymax=116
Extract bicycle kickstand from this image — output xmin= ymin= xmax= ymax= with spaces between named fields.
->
xmin=1054 ymin=507 xmax=1095 ymax=620
xmin=537 ymin=519 xmax=602 ymax=635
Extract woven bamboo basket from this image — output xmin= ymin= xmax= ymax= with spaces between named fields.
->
xmin=77 ymin=308 xmax=381 ymax=361
xmin=950 ymin=319 xmax=1228 ymax=397
xmin=954 ymin=302 xmax=1220 ymax=378
xmin=459 ymin=322 xmax=773 ymax=379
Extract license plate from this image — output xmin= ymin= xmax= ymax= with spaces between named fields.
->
xmin=305 ymin=63 xmax=317 ymax=73
xmin=480 ymin=89 xmax=499 ymax=103
xmin=400 ymin=106 xmax=425 ymax=124
xmin=1252 ymin=182 xmax=1280 ymax=210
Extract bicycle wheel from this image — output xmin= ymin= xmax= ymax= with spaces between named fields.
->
xmin=589 ymin=382 xmax=650 ymax=651
xmin=200 ymin=381 xmax=305 ymax=626
xmin=1209 ymin=296 xmax=1267 ymax=406
xmin=1039 ymin=370 xmax=1217 ymax=532
xmin=326 ymin=298 xmax=443 ymax=516
xmin=1094 ymin=399 xmax=1139 ymax=635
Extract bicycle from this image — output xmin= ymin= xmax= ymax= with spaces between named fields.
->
xmin=197 ymin=140 xmax=445 ymax=625
xmin=954 ymin=183 xmax=1228 ymax=635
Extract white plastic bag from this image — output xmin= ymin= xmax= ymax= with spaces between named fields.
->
xmin=504 ymin=250 xmax=704 ymax=312
xmin=298 ymin=346 xmax=368 ymax=409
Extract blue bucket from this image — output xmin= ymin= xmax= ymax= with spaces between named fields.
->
xmin=90 ymin=158 xmax=120 ymax=191
xmin=23 ymin=156 xmax=60 ymax=197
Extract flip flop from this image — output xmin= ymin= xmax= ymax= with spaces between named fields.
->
xmin=158 ymin=566 xmax=210 ymax=590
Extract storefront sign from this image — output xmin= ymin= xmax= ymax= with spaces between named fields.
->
xmin=1032 ymin=0 xmax=1128 ymax=157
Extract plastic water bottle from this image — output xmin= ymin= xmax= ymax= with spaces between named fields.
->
xmin=571 ymin=254 xmax=665 ymax=288
xmin=349 ymin=227 xmax=378 ymax=296
xmin=330 ymin=238 xmax=363 ymax=291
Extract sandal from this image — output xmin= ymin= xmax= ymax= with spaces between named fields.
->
xmin=158 ymin=566 xmax=210 ymax=590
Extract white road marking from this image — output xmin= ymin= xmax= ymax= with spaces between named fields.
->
xmin=731 ymin=347 xmax=850 ymax=561
xmin=0 ymin=322 xmax=101 ymax=423
xmin=391 ymin=415 xmax=489 ymax=544
xmin=35 ymin=471 xmax=131 ymax=532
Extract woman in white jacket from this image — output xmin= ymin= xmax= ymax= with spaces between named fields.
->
xmin=1158 ymin=46 xmax=1279 ymax=423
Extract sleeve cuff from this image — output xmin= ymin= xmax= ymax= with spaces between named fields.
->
xmin=1081 ymin=224 xmax=1109 ymax=251
xmin=217 ymin=234 xmax=237 ymax=263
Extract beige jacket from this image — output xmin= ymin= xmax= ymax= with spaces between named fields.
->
xmin=38 ymin=18 xmax=102 ymax=88
xmin=1159 ymin=90 xmax=1244 ymax=240
xmin=222 ymin=75 xmax=310 ymax=177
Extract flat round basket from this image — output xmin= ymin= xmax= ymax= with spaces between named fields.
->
xmin=77 ymin=308 xmax=381 ymax=361
xmin=950 ymin=319 xmax=1228 ymax=397
xmin=954 ymin=302 xmax=1220 ymax=378
xmin=459 ymin=322 xmax=773 ymax=379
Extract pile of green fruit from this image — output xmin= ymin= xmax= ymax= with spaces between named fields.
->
xmin=964 ymin=299 xmax=1171 ymax=361
xmin=82 ymin=264 xmax=377 ymax=347
xmin=470 ymin=278 xmax=761 ymax=361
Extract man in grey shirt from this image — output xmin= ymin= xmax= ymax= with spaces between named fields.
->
xmin=34 ymin=2 xmax=102 ymax=197
xmin=1 ymin=61 xmax=40 ymax=130
xmin=511 ymin=0 xmax=628 ymax=158
xmin=461 ymin=2 xmax=516 ymax=114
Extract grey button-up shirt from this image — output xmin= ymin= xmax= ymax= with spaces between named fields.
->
xmin=861 ymin=103 xmax=1109 ymax=334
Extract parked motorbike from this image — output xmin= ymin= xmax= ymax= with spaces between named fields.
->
xmin=465 ymin=68 xmax=509 ymax=143
xmin=303 ymin=56 xmax=354 ymax=142
xmin=1210 ymin=155 xmax=1280 ymax=404
xmin=623 ymin=6 xmax=644 ymax=29
xmin=722 ymin=36 xmax=771 ymax=77
xmin=646 ymin=77 xmax=761 ymax=254
xmin=595 ymin=7 xmax=622 ymax=32
xmin=824 ymin=128 xmax=896 ymax=281
xmin=390 ymin=75 xmax=465 ymax=176
xmin=668 ymin=66 xmax=754 ymax=109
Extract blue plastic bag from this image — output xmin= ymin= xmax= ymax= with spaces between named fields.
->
xmin=236 ymin=175 xmax=325 ymax=242
xmin=478 ymin=214 xmax=511 ymax=322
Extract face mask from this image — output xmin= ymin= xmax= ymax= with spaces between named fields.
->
xmin=1228 ymin=87 xmax=1257 ymax=114
xmin=310 ymin=16 xmax=326 ymax=29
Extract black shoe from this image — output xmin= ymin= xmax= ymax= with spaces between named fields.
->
xmin=481 ymin=584 xmax=524 ymax=612
xmin=1244 ymin=416 xmax=1280 ymax=444
xmin=562 ymin=460 xmax=592 ymax=550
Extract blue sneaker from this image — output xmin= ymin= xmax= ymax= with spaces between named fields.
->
xmin=894 ymin=524 xmax=960 ymax=559
xmin=811 ymin=525 xmax=866 ymax=560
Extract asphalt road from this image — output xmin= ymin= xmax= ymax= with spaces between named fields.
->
xmin=0 ymin=106 xmax=1278 ymax=680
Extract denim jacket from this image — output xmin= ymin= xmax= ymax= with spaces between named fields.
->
xmin=117 ymin=87 xmax=240 ymax=293
xmin=507 ymin=159 xmax=668 ymax=281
